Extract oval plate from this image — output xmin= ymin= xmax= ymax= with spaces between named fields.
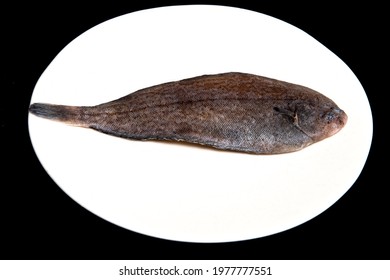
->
xmin=29 ymin=5 xmax=372 ymax=242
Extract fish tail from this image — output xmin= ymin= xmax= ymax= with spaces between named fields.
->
xmin=29 ymin=103 xmax=88 ymax=127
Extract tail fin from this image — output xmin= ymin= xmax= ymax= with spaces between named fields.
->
xmin=29 ymin=103 xmax=87 ymax=127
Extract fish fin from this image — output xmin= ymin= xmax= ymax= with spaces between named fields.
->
xmin=273 ymin=106 xmax=295 ymax=119
xmin=29 ymin=103 xmax=87 ymax=127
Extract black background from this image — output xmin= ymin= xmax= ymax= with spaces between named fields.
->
xmin=2 ymin=1 xmax=386 ymax=259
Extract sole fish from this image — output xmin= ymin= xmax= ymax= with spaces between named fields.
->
xmin=29 ymin=72 xmax=347 ymax=154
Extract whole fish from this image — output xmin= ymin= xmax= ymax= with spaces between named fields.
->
xmin=29 ymin=72 xmax=347 ymax=154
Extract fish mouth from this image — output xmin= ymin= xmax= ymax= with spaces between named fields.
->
xmin=325 ymin=108 xmax=348 ymax=137
xmin=339 ymin=109 xmax=348 ymax=126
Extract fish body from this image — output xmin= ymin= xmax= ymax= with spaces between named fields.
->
xmin=29 ymin=72 xmax=347 ymax=154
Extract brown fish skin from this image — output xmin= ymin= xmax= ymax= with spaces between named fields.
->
xmin=29 ymin=72 xmax=347 ymax=154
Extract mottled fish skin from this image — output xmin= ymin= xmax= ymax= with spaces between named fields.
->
xmin=29 ymin=72 xmax=347 ymax=154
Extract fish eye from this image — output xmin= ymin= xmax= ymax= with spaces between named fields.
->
xmin=324 ymin=111 xmax=336 ymax=123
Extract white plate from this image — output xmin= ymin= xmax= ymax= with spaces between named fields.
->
xmin=29 ymin=5 xmax=372 ymax=242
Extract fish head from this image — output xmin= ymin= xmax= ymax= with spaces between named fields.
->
xmin=294 ymin=96 xmax=348 ymax=143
